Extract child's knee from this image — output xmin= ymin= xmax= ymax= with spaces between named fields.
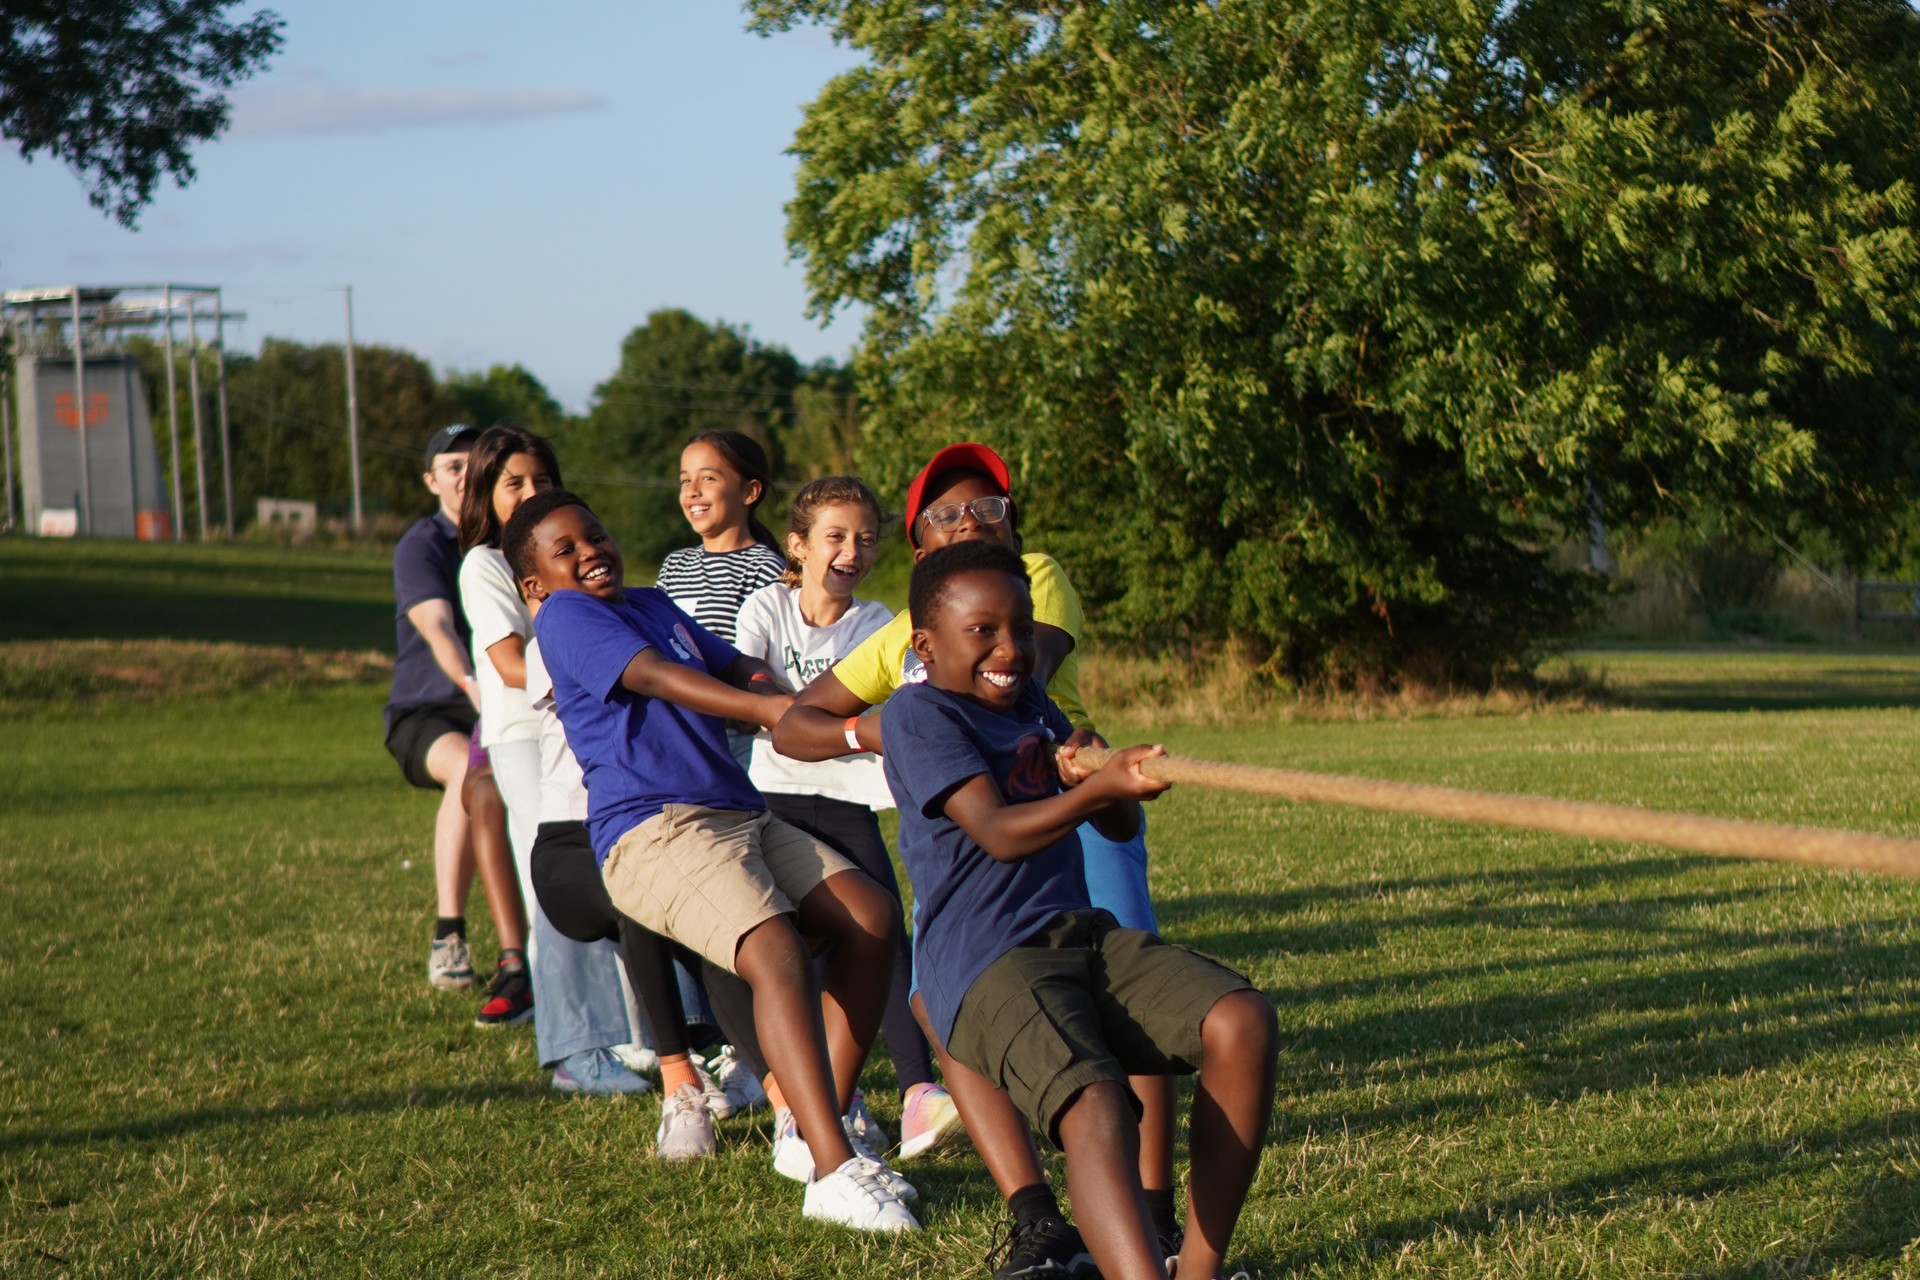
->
xmin=834 ymin=869 xmax=902 ymax=946
xmin=1200 ymin=989 xmax=1278 ymax=1064
xmin=734 ymin=913 xmax=811 ymax=984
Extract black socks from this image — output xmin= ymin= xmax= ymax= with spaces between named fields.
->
xmin=434 ymin=916 xmax=465 ymax=941
xmin=1007 ymin=1183 xmax=1064 ymax=1230
xmin=1145 ymin=1186 xmax=1179 ymax=1239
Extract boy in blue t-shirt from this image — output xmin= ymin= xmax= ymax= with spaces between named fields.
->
xmin=502 ymin=489 xmax=918 ymax=1235
xmin=882 ymin=541 xmax=1279 ymax=1280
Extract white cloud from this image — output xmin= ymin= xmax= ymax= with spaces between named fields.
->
xmin=228 ymin=86 xmax=606 ymax=137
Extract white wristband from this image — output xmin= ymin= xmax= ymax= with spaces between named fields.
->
xmin=844 ymin=717 xmax=864 ymax=753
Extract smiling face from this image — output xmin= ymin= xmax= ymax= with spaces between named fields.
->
xmin=679 ymin=441 xmax=760 ymax=542
xmin=520 ymin=504 xmax=625 ymax=604
xmin=490 ymin=451 xmax=555 ymax=528
xmin=912 ymin=567 xmax=1036 ymax=714
xmin=791 ymin=501 xmax=880 ymax=600
xmin=911 ymin=469 xmax=1017 ymax=561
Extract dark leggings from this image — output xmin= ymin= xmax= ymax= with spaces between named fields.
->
xmin=766 ymin=792 xmax=935 ymax=1092
xmin=530 ymin=821 xmax=767 ymax=1080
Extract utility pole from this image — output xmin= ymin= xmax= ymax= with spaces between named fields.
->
xmin=161 ymin=285 xmax=185 ymax=539
xmin=71 ymin=288 xmax=91 ymax=534
xmin=1 ymin=358 xmax=14 ymax=533
xmin=342 ymin=286 xmax=363 ymax=534
xmin=187 ymin=296 xmax=209 ymax=540
xmin=214 ymin=289 xmax=234 ymax=537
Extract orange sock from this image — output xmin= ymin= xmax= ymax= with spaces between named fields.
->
xmin=660 ymin=1053 xmax=700 ymax=1095
xmin=764 ymin=1078 xmax=788 ymax=1114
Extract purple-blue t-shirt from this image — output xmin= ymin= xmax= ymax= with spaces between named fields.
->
xmin=882 ymin=681 xmax=1089 ymax=1045
xmin=535 ymin=587 xmax=763 ymax=862
xmin=385 ymin=511 xmax=471 ymax=730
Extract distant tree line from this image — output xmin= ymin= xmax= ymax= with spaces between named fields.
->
xmin=130 ymin=309 xmax=860 ymax=560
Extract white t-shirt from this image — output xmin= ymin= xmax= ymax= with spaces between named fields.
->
xmin=733 ymin=583 xmax=895 ymax=809
xmin=524 ymin=637 xmax=590 ymax=824
xmin=458 ymin=546 xmax=541 ymax=748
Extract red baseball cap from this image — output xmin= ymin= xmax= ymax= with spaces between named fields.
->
xmin=902 ymin=442 xmax=1013 ymax=545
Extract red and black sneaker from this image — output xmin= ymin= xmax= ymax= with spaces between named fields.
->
xmin=474 ymin=954 xmax=533 ymax=1028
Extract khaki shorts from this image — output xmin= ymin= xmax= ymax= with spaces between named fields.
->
xmin=601 ymin=805 xmax=855 ymax=974
xmin=947 ymin=908 xmax=1255 ymax=1147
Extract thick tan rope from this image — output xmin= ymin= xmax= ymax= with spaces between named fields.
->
xmin=1073 ymin=747 xmax=1920 ymax=880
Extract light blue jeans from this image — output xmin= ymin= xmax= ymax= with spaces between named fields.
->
xmin=488 ymin=739 xmax=632 ymax=1068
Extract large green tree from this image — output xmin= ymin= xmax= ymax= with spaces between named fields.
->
xmin=1 ymin=1 xmax=282 ymax=225
xmin=752 ymin=0 xmax=1920 ymax=684
xmin=570 ymin=308 xmax=804 ymax=563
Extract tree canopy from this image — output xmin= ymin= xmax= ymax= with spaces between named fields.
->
xmin=1 ymin=0 xmax=282 ymax=225
xmin=753 ymin=0 xmax=1920 ymax=684
xmin=568 ymin=308 xmax=806 ymax=562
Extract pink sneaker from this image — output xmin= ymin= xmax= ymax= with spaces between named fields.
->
xmin=897 ymin=1082 xmax=966 ymax=1160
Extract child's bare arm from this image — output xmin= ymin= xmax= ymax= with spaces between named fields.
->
xmin=484 ymin=634 xmax=527 ymax=689
xmin=771 ymin=669 xmax=880 ymax=760
xmin=1034 ymin=621 xmax=1074 ymax=689
xmin=619 ymin=647 xmax=793 ymax=731
xmin=942 ymin=745 xmax=1169 ymax=862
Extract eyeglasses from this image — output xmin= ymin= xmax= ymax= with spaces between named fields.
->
xmin=918 ymin=495 xmax=1010 ymax=532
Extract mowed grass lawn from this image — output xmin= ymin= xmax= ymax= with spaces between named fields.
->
xmin=5 ymin=539 xmax=1920 ymax=1277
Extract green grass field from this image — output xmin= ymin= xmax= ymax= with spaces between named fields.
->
xmin=5 ymin=539 xmax=1920 ymax=1277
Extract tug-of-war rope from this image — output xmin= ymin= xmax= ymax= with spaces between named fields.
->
xmin=1074 ymin=748 xmax=1920 ymax=881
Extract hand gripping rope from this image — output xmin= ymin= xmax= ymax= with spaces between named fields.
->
xmin=1071 ymin=748 xmax=1920 ymax=881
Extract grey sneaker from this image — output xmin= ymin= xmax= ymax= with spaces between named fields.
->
xmin=655 ymin=1082 xmax=717 ymax=1160
xmin=428 ymin=932 xmax=476 ymax=991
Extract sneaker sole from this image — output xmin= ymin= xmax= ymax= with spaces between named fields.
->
xmin=474 ymin=1007 xmax=535 ymax=1028
xmin=430 ymin=974 xmax=478 ymax=991
xmin=897 ymin=1109 xmax=967 ymax=1161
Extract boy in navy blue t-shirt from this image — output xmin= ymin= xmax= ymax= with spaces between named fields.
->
xmin=503 ymin=490 xmax=919 ymax=1234
xmin=882 ymin=541 xmax=1279 ymax=1280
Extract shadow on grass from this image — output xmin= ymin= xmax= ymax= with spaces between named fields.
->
xmin=1257 ymin=1106 xmax=1920 ymax=1278
xmin=1620 ymin=668 xmax=1920 ymax=712
xmin=0 ymin=1079 xmax=555 ymax=1154
xmin=1166 ymin=859 xmax=1920 ymax=1123
xmin=0 ymin=579 xmax=393 ymax=650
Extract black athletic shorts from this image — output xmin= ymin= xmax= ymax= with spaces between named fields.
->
xmin=384 ymin=697 xmax=476 ymax=790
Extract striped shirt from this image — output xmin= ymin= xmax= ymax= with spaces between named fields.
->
xmin=653 ymin=543 xmax=787 ymax=643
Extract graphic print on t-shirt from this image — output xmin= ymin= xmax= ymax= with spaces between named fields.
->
xmin=1004 ymin=733 xmax=1057 ymax=801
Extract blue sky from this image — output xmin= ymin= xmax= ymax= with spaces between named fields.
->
xmin=0 ymin=3 xmax=864 ymax=411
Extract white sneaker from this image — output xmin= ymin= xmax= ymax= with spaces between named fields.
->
xmin=771 ymin=1107 xmax=814 ymax=1182
xmin=769 ymin=1107 xmax=918 ymax=1202
xmin=846 ymin=1087 xmax=890 ymax=1150
xmin=843 ymin=1118 xmax=918 ymax=1203
xmin=610 ymin=1043 xmax=658 ymax=1076
xmin=693 ymin=1065 xmax=738 ymax=1120
xmin=655 ymin=1082 xmax=717 ymax=1161
xmin=704 ymin=1044 xmax=767 ymax=1114
xmin=802 ymin=1156 xmax=920 ymax=1233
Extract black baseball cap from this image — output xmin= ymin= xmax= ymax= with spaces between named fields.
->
xmin=423 ymin=424 xmax=479 ymax=468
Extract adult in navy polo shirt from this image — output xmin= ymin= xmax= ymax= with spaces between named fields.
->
xmin=383 ymin=423 xmax=487 ymax=990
